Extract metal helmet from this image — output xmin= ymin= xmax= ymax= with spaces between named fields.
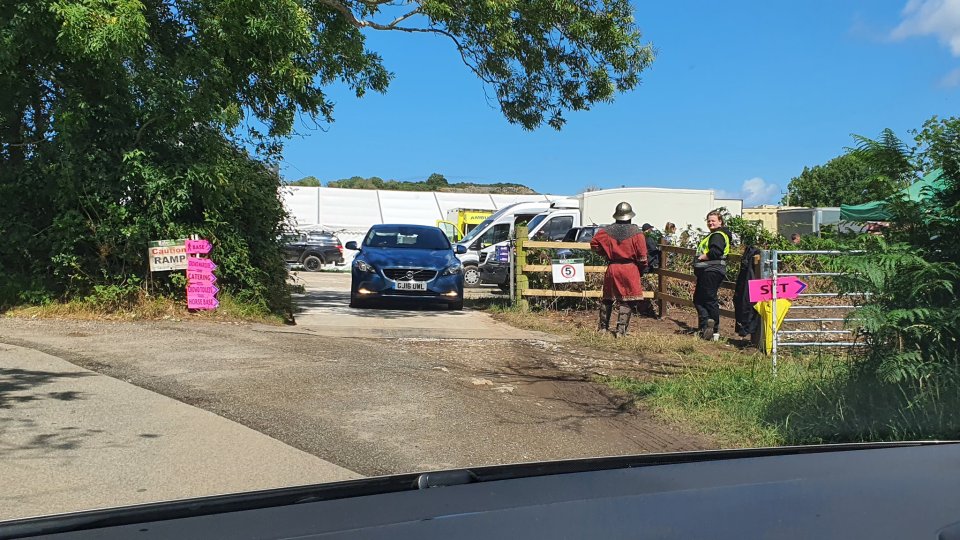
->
xmin=612 ymin=202 xmax=635 ymax=221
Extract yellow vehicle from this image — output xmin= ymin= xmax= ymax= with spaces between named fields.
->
xmin=437 ymin=208 xmax=494 ymax=243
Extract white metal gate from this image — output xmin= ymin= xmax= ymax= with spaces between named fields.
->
xmin=762 ymin=250 xmax=865 ymax=372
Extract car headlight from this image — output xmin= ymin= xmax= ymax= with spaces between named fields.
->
xmin=441 ymin=263 xmax=462 ymax=276
xmin=353 ymin=260 xmax=374 ymax=273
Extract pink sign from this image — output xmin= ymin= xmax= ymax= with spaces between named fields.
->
xmin=749 ymin=276 xmax=808 ymax=303
xmin=187 ymin=296 xmax=219 ymax=310
xmin=187 ymin=285 xmax=219 ymax=296
xmin=187 ymin=258 xmax=216 ymax=272
xmin=187 ymin=270 xmax=216 ymax=284
xmin=185 ymin=239 xmax=212 ymax=254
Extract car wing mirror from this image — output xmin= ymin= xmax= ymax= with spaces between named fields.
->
xmin=344 ymin=241 xmax=359 ymax=250
xmin=455 ymin=244 xmax=468 ymax=255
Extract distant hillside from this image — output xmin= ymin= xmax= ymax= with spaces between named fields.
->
xmin=293 ymin=173 xmax=537 ymax=194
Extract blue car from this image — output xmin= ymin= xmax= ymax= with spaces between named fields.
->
xmin=345 ymin=224 xmax=468 ymax=310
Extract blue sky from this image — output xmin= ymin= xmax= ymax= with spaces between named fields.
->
xmin=278 ymin=0 xmax=959 ymax=205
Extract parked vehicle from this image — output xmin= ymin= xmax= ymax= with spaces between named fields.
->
xmin=556 ymin=226 xmax=602 ymax=260
xmin=466 ymin=199 xmax=578 ymax=288
xmin=562 ymin=225 xmax=601 ymax=243
xmin=437 ymin=208 xmax=494 ymax=243
xmin=475 ymin=187 xmax=744 ymax=287
xmin=281 ymin=230 xmax=344 ymax=271
xmin=478 ymin=224 xmax=603 ymax=288
xmin=454 ymin=201 xmax=555 ymax=287
xmin=345 ymin=224 xmax=467 ymax=310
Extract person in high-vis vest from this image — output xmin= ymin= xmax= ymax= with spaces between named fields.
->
xmin=693 ymin=211 xmax=732 ymax=340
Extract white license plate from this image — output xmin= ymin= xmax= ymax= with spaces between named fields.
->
xmin=395 ymin=281 xmax=427 ymax=291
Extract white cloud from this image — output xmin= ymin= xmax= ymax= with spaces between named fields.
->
xmin=939 ymin=66 xmax=960 ymax=86
xmin=743 ymin=177 xmax=780 ymax=205
xmin=891 ymin=0 xmax=960 ymax=56
xmin=716 ymin=177 xmax=780 ymax=206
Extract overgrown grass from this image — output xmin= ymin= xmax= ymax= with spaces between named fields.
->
xmin=601 ymin=354 xmax=831 ymax=447
xmin=479 ymin=302 xmax=959 ymax=447
xmin=3 ymin=291 xmax=285 ymax=325
xmin=604 ymin=352 xmax=960 ymax=448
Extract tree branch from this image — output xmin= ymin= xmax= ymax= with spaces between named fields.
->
xmin=314 ymin=0 xmax=366 ymax=27
xmin=388 ymin=7 xmax=421 ymax=27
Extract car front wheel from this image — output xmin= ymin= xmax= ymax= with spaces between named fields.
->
xmin=463 ymin=265 xmax=480 ymax=287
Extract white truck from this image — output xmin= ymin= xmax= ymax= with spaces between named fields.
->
xmin=469 ymin=187 xmax=743 ymax=288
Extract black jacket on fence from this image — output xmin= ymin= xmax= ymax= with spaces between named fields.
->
xmin=733 ymin=245 xmax=761 ymax=337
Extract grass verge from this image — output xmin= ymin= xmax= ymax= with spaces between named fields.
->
xmin=600 ymin=353 xmax=843 ymax=448
xmin=4 ymin=292 xmax=285 ymax=325
xmin=604 ymin=353 xmax=960 ymax=447
xmin=476 ymin=302 xmax=959 ymax=447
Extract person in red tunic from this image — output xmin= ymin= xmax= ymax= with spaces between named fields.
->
xmin=590 ymin=202 xmax=649 ymax=336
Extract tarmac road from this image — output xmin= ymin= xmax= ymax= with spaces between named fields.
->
xmin=288 ymin=271 xmax=534 ymax=339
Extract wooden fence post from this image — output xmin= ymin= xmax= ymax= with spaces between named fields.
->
xmin=514 ymin=225 xmax=529 ymax=311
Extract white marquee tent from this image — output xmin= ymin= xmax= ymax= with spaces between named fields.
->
xmin=282 ymin=186 xmax=566 ymax=233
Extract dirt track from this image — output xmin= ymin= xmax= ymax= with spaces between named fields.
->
xmin=0 ymin=316 xmax=712 ymax=476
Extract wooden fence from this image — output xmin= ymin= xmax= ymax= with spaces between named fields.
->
xmin=513 ymin=226 xmax=761 ymax=321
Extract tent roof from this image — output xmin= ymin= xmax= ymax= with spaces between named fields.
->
xmin=840 ymin=169 xmax=946 ymax=222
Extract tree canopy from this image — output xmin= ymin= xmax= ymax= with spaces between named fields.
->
xmin=783 ymin=129 xmax=915 ymax=207
xmin=289 ymin=176 xmax=323 ymax=187
xmin=0 ymin=0 xmax=652 ymax=310
xmin=782 ymin=154 xmax=873 ymax=207
xmin=327 ymin=173 xmax=536 ymax=193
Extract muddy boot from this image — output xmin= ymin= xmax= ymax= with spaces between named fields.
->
xmin=597 ymin=303 xmax=613 ymax=332
xmin=614 ymin=305 xmax=633 ymax=337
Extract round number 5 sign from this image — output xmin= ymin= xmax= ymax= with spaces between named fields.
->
xmin=552 ymin=259 xmax=585 ymax=284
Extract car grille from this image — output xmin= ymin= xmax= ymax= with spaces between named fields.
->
xmin=382 ymin=268 xmax=438 ymax=281
xmin=479 ymin=252 xmax=488 ymax=264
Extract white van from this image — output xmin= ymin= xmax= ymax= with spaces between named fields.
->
xmin=455 ymin=201 xmax=553 ymax=287
xmin=471 ymin=200 xmax=582 ymax=288
xmin=526 ymin=199 xmax=583 ymax=241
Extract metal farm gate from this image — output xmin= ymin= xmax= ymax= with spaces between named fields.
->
xmin=762 ymin=250 xmax=866 ymax=372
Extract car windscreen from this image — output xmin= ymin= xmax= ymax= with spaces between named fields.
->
xmin=526 ymin=213 xmax=547 ymax=232
xmin=460 ymin=216 xmax=496 ymax=244
xmin=363 ymin=227 xmax=451 ymax=250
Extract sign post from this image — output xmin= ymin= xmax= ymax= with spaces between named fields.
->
xmin=748 ymin=276 xmax=808 ymax=303
xmin=186 ymin=236 xmax=218 ymax=310
xmin=147 ymin=239 xmax=188 ymax=272
xmin=551 ymin=258 xmax=585 ymax=284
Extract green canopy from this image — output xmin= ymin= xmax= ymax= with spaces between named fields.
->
xmin=840 ymin=169 xmax=946 ymax=222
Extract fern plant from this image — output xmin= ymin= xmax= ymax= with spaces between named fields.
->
xmin=840 ymin=117 xmax=960 ymax=391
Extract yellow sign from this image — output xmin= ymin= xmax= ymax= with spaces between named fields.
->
xmin=754 ymin=299 xmax=792 ymax=354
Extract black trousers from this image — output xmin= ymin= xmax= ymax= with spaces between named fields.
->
xmin=694 ymin=268 xmax=725 ymax=331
